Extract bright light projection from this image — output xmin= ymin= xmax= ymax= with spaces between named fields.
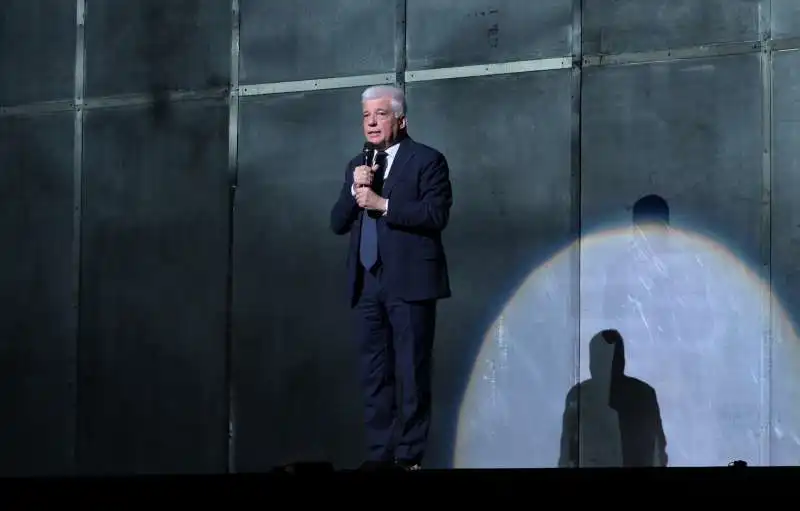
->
xmin=455 ymin=220 xmax=800 ymax=468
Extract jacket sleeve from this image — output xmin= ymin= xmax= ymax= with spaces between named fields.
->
xmin=330 ymin=160 xmax=361 ymax=235
xmin=384 ymin=152 xmax=452 ymax=231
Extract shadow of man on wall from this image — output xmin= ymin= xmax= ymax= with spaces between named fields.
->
xmin=558 ymin=329 xmax=668 ymax=467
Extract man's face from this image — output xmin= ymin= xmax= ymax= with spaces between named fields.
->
xmin=363 ymin=97 xmax=406 ymax=149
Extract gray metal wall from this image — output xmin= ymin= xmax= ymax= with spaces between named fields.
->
xmin=0 ymin=0 xmax=799 ymax=475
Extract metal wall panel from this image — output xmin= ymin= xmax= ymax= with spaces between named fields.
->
xmin=77 ymin=101 xmax=230 ymax=475
xmin=233 ymin=88 xmax=369 ymax=471
xmin=405 ymin=71 xmax=575 ymax=468
xmin=773 ymin=0 xmax=800 ymax=39
xmin=770 ymin=49 xmax=800 ymax=466
xmin=406 ymin=0 xmax=572 ymax=70
xmin=238 ymin=0 xmax=394 ymax=84
xmin=84 ymin=0 xmax=231 ymax=97
xmin=580 ymin=54 xmax=764 ymax=466
xmin=583 ymin=0 xmax=760 ymax=55
xmin=0 ymin=0 xmax=76 ymax=106
xmin=0 ymin=113 xmax=75 ymax=476
xmin=3 ymin=0 xmax=798 ymax=477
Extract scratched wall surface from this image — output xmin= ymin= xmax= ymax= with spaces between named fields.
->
xmin=4 ymin=0 xmax=800 ymax=475
xmin=770 ymin=48 xmax=800 ymax=465
xmin=773 ymin=0 xmax=800 ymax=38
xmin=0 ymin=113 xmax=76 ymax=477
xmin=582 ymin=0 xmax=761 ymax=55
xmin=455 ymin=53 xmax=769 ymax=468
xmin=232 ymin=88 xmax=367 ymax=471
xmin=238 ymin=0 xmax=395 ymax=84
xmin=0 ymin=0 xmax=76 ymax=106
xmin=406 ymin=70 xmax=575 ymax=468
xmin=77 ymin=101 xmax=230 ymax=475
xmin=84 ymin=0 xmax=231 ymax=97
xmin=581 ymin=54 xmax=765 ymax=467
xmin=406 ymin=0 xmax=572 ymax=69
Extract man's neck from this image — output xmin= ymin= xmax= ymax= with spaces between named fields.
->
xmin=378 ymin=131 xmax=408 ymax=150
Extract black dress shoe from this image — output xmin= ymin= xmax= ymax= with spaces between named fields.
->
xmin=394 ymin=459 xmax=422 ymax=471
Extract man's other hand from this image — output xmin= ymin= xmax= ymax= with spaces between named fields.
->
xmin=355 ymin=186 xmax=388 ymax=212
xmin=353 ymin=164 xmax=378 ymax=187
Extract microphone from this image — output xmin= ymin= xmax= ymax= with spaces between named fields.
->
xmin=359 ymin=142 xmax=375 ymax=196
xmin=362 ymin=142 xmax=375 ymax=167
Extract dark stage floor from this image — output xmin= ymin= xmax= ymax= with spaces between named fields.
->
xmin=1 ymin=465 xmax=795 ymax=503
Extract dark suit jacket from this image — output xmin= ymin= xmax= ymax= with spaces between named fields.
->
xmin=330 ymin=136 xmax=453 ymax=306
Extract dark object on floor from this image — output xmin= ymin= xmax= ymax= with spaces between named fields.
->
xmin=270 ymin=461 xmax=334 ymax=474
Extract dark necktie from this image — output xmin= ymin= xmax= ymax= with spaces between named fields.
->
xmin=359 ymin=151 xmax=387 ymax=270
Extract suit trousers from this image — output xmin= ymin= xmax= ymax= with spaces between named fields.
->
xmin=353 ymin=263 xmax=437 ymax=464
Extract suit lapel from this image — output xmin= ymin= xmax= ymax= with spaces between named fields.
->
xmin=383 ymin=137 xmax=414 ymax=197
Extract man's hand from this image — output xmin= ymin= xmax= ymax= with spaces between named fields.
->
xmin=353 ymin=164 xmax=379 ymax=188
xmin=355 ymin=186 xmax=388 ymax=212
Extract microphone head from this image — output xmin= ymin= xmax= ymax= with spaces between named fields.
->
xmin=362 ymin=142 xmax=375 ymax=164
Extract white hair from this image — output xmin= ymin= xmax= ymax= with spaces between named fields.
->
xmin=362 ymin=85 xmax=406 ymax=118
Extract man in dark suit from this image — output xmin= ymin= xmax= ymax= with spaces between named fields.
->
xmin=330 ymin=85 xmax=453 ymax=470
